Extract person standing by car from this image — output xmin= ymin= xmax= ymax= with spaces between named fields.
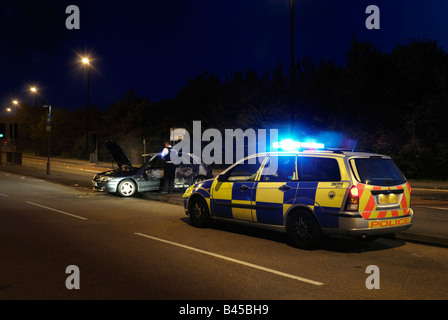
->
xmin=161 ymin=141 xmax=175 ymax=193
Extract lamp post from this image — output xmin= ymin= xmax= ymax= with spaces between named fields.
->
xmin=44 ymin=104 xmax=51 ymax=175
xmin=290 ymin=0 xmax=294 ymax=79
xmin=12 ymin=100 xmax=19 ymax=151
xmin=82 ymin=57 xmax=90 ymax=159
xmin=7 ymin=101 xmax=19 ymax=150
xmin=30 ymin=87 xmax=38 ymax=155
xmin=6 ymin=107 xmax=13 ymax=150
xmin=290 ymin=0 xmax=295 ymax=125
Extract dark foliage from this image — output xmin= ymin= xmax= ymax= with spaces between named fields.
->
xmin=14 ymin=38 xmax=448 ymax=179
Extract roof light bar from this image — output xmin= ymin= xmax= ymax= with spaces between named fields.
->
xmin=273 ymin=139 xmax=325 ymax=151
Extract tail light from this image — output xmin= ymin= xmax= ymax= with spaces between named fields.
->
xmin=345 ymin=185 xmax=359 ymax=211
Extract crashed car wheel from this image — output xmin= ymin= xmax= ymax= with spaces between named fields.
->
xmin=117 ymin=179 xmax=137 ymax=197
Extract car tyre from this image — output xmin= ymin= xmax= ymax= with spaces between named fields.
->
xmin=117 ymin=179 xmax=137 ymax=197
xmin=286 ymin=209 xmax=322 ymax=249
xmin=189 ymin=197 xmax=211 ymax=228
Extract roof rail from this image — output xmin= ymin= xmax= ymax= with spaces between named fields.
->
xmin=323 ymin=148 xmax=373 ymax=154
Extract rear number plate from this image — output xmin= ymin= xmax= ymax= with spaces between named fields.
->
xmin=377 ymin=193 xmax=399 ymax=205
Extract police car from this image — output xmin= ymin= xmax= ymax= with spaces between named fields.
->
xmin=182 ymin=140 xmax=414 ymax=249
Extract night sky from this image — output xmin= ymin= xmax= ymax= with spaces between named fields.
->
xmin=1 ymin=0 xmax=448 ymax=116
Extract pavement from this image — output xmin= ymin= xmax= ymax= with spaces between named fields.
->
xmin=1 ymin=152 xmax=447 ymax=248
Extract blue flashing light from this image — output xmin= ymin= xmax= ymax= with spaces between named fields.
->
xmin=273 ymin=139 xmax=324 ymax=151
xmin=300 ymin=141 xmax=325 ymax=149
xmin=273 ymin=138 xmax=299 ymax=151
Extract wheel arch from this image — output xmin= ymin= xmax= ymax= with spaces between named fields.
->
xmin=187 ymin=193 xmax=210 ymax=215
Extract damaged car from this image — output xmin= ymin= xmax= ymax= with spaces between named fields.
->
xmin=92 ymin=141 xmax=213 ymax=197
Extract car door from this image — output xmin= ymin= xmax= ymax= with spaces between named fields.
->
xmin=254 ymin=154 xmax=298 ymax=225
xmin=297 ymin=156 xmax=344 ymax=228
xmin=141 ymin=155 xmax=165 ymax=191
xmin=210 ymin=155 xmax=266 ymax=221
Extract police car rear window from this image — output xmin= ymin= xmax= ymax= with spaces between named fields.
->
xmin=298 ymin=157 xmax=341 ymax=182
xmin=349 ymin=158 xmax=406 ymax=186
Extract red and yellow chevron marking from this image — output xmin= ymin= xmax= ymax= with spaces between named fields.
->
xmin=357 ymin=182 xmax=411 ymax=220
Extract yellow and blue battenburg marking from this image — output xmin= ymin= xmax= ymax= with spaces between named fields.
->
xmin=253 ymin=181 xmax=296 ymax=225
xmin=183 ymin=145 xmax=413 ymax=236
xmin=184 ymin=178 xmax=349 ymax=229
xmin=183 ymin=179 xmax=213 ymax=209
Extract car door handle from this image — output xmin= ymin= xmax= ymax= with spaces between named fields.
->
xmin=278 ymin=185 xmax=291 ymax=192
xmin=239 ymin=185 xmax=250 ymax=191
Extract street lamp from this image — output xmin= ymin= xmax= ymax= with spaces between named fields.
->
xmin=6 ymin=100 xmax=20 ymax=150
xmin=30 ymin=86 xmax=38 ymax=155
xmin=82 ymin=57 xmax=90 ymax=159
xmin=12 ymin=100 xmax=19 ymax=150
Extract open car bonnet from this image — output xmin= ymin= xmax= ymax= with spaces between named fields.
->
xmin=105 ymin=141 xmax=132 ymax=168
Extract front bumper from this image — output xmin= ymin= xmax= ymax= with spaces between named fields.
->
xmin=92 ymin=179 xmax=119 ymax=193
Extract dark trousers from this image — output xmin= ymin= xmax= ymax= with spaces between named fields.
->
xmin=163 ymin=163 xmax=175 ymax=192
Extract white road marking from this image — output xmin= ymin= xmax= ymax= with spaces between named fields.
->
xmin=134 ymin=232 xmax=324 ymax=286
xmin=26 ymin=201 xmax=88 ymax=220
xmin=0 ymin=193 xmax=9 ymax=197
xmin=81 ymin=169 xmax=101 ymax=173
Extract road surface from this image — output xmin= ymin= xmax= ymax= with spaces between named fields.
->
xmin=0 ymin=171 xmax=447 ymax=302
xmin=2 ymin=153 xmax=448 ymax=245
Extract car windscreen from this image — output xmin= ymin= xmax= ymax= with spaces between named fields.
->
xmin=349 ymin=157 xmax=406 ymax=186
xmin=146 ymin=155 xmax=165 ymax=168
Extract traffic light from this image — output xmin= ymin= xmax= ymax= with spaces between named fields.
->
xmin=0 ymin=123 xmax=5 ymax=139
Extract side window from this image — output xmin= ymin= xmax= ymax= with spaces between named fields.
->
xmin=298 ymin=157 xmax=341 ymax=182
xmin=226 ymin=156 xmax=265 ymax=181
xmin=259 ymin=155 xmax=296 ymax=182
